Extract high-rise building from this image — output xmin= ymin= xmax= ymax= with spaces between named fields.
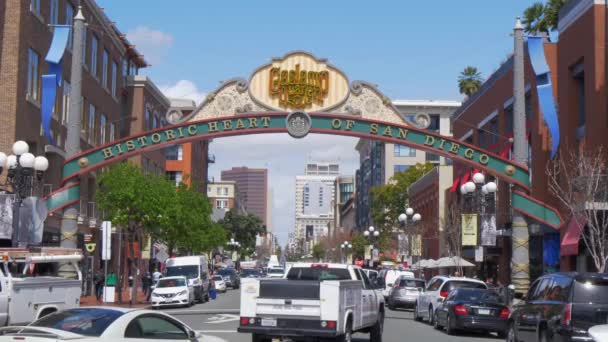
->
xmin=221 ymin=167 xmax=268 ymax=227
xmin=294 ymin=162 xmax=339 ymax=244
xmin=355 ymin=100 xmax=460 ymax=230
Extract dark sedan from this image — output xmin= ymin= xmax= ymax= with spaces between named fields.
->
xmin=241 ymin=269 xmax=263 ymax=278
xmin=434 ymin=288 xmax=509 ymax=337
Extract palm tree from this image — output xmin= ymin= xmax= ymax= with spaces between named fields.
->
xmin=522 ymin=2 xmax=549 ymax=35
xmin=458 ymin=66 xmax=483 ymax=96
xmin=545 ymin=0 xmax=569 ymax=32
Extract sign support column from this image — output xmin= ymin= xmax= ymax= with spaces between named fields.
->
xmin=511 ymin=17 xmax=530 ymax=294
xmin=58 ymin=6 xmax=85 ymax=277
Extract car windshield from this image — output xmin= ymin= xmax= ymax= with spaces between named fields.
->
xmin=399 ymin=279 xmax=425 ymax=288
xmin=242 ymin=269 xmax=261 ymax=276
xmin=30 ymin=308 xmax=124 ymax=337
xmin=213 ymin=275 xmax=223 ymax=281
xmin=268 ymin=268 xmax=284 ymax=274
xmin=157 ymin=278 xmax=186 ymax=288
xmin=287 ymin=267 xmax=350 ymax=281
xmin=453 ymin=289 xmax=502 ymax=303
xmin=166 ymin=265 xmax=199 ymax=279
xmin=574 ymin=278 xmax=608 ymax=304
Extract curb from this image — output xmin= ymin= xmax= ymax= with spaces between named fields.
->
xmin=165 ymin=309 xmax=240 ymax=315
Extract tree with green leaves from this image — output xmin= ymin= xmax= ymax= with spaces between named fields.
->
xmin=458 ymin=66 xmax=483 ymax=96
xmin=219 ymin=210 xmax=266 ymax=259
xmin=312 ymin=243 xmax=324 ymax=261
xmin=96 ymin=163 xmax=174 ymax=303
xmin=370 ymin=163 xmax=435 ymax=234
xmin=522 ymin=0 xmax=569 ymax=35
xmin=350 ymin=234 xmax=367 ymax=260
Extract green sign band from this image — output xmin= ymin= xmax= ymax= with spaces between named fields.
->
xmin=511 ymin=191 xmax=563 ymax=229
xmin=47 ymin=112 xmax=534 ymax=215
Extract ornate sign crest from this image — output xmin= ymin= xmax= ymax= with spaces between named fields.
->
xmin=286 ymin=111 xmax=311 ymax=139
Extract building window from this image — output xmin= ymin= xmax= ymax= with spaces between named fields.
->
xmin=426 ymin=153 xmax=440 ymax=163
xmin=61 ymin=81 xmax=71 ymax=125
xmin=428 ymin=114 xmax=440 ymax=131
xmin=65 ymin=3 xmax=73 ymax=50
xmin=88 ymin=104 xmax=95 ymax=144
xmin=223 ymin=187 xmax=229 ymax=196
xmin=111 ymin=61 xmax=117 ymax=97
xmin=102 ymin=50 xmax=109 ymax=89
xmin=166 ymin=171 xmax=183 ymax=187
xmin=122 ymin=58 xmax=128 ymax=79
xmin=153 ymin=115 xmax=158 ymax=129
xmin=394 ymin=165 xmax=410 ymax=173
xmin=27 ymin=48 xmax=40 ymax=102
xmin=82 ymin=24 xmax=87 ymax=64
xmin=30 ymin=0 xmax=41 ymax=15
xmin=100 ymin=114 xmax=107 ymax=144
xmin=49 ymin=0 xmax=58 ymax=26
xmin=216 ymin=199 xmax=228 ymax=209
xmin=145 ymin=106 xmax=151 ymax=130
xmin=91 ymin=36 xmax=98 ymax=77
xmin=129 ymin=61 xmax=137 ymax=75
xmin=109 ymin=122 xmax=115 ymax=142
xmin=166 ymin=145 xmax=183 ymax=160
xmin=394 ymin=144 xmax=415 ymax=157
xmin=575 ymin=71 xmax=586 ymax=127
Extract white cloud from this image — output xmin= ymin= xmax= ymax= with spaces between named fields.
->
xmin=208 ymin=133 xmax=360 ymax=245
xmin=126 ymin=26 xmax=173 ymax=66
xmin=159 ymin=80 xmax=207 ymax=105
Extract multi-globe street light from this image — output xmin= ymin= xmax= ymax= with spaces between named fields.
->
xmin=340 ymin=241 xmax=352 ymax=264
xmin=0 ymin=141 xmax=49 ymax=247
xmin=397 ymin=207 xmax=422 ymax=265
xmin=363 ymin=226 xmax=380 ymax=266
xmin=227 ymin=238 xmax=241 ymax=260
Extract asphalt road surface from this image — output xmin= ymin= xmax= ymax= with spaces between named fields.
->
xmin=164 ymin=289 xmax=501 ymax=342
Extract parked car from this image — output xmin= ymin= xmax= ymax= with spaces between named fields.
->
xmin=378 ymin=269 xmax=415 ymax=299
xmin=266 ymin=267 xmax=285 ymax=278
xmin=589 ymin=324 xmax=608 ymax=342
xmin=434 ymin=288 xmax=509 ymax=337
xmin=508 ymin=272 xmax=608 ymax=342
xmin=388 ymin=277 xmax=426 ymax=310
xmin=217 ymin=268 xmax=240 ymax=289
xmin=149 ymin=276 xmax=195 ymax=308
xmin=0 ymin=307 xmax=202 ymax=341
xmin=213 ymin=275 xmax=227 ymax=293
xmin=415 ymin=276 xmax=487 ymax=325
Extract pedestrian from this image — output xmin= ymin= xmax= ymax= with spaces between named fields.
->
xmin=94 ymin=272 xmax=105 ymax=302
xmin=152 ymin=268 xmax=162 ymax=287
xmin=485 ymin=277 xmax=495 ymax=288
xmin=142 ymin=272 xmax=151 ymax=297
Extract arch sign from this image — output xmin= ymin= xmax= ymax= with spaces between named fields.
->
xmin=45 ymin=51 xmax=563 ymax=229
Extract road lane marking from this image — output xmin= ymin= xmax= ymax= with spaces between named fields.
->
xmin=206 ymin=314 xmax=240 ymax=324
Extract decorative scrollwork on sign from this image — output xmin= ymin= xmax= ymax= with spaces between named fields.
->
xmin=235 ymin=78 xmax=249 ymax=93
xmin=350 ymin=80 xmax=364 ymax=96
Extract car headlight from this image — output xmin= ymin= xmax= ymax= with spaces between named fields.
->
xmin=176 ymin=290 xmax=187 ymax=296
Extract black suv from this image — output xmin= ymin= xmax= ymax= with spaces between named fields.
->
xmin=508 ymin=272 xmax=608 ymax=342
xmin=217 ymin=268 xmax=240 ymax=289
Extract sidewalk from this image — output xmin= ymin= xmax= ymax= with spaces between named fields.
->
xmin=80 ymin=289 xmax=151 ymax=309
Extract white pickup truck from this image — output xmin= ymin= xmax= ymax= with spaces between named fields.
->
xmin=0 ymin=248 xmax=83 ymax=326
xmin=238 ymin=263 xmax=385 ymax=342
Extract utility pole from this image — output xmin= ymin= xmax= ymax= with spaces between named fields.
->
xmin=58 ymin=6 xmax=85 ymax=277
xmin=511 ymin=17 xmax=530 ymax=294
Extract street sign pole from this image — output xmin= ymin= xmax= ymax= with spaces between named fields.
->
xmin=101 ymin=221 xmax=112 ymax=302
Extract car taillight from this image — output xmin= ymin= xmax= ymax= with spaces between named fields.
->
xmin=454 ymin=305 xmax=468 ymax=316
xmin=561 ymin=303 xmax=572 ymax=326
xmin=440 ymin=291 xmax=449 ymax=298
xmin=499 ymin=308 xmax=510 ymax=319
xmin=240 ymin=317 xmax=251 ymax=325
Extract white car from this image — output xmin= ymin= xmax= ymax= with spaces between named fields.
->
xmin=213 ymin=275 xmax=227 ymax=293
xmin=379 ymin=269 xmax=415 ymax=298
xmin=589 ymin=324 xmax=608 ymax=342
xmin=414 ymin=275 xmax=487 ymax=325
xmin=266 ymin=267 xmax=285 ymax=278
xmin=0 ymin=307 xmax=202 ymax=341
xmin=150 ymin=276 xmax=195 ymax=308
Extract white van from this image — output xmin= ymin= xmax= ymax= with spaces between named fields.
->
xmin=379 ymin=269 xmax=415 ymax=299
xmin=165 ymin=256 xmax=210 ymax=303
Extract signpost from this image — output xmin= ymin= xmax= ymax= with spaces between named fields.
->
xmin=101 ymin=221 xmax=112 ymax=302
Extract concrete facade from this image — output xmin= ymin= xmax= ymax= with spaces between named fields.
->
xmin=221 ymin=167 xmax=268 ymax=227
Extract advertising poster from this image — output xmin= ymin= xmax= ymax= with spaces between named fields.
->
xmin=461 ymin=214 xmax=478 ymax=246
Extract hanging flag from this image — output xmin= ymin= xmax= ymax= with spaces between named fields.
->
xmin=527 ymin=36 xmax=560 ymax=159
xmin=41 ymin=26 xmax=70 ymax=145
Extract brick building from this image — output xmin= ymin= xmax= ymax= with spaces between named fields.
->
xmin=450 ymin=0 xmax=607 ymax=282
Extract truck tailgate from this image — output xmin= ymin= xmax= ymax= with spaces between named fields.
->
xmin=258 ymin=280 xmax=321 ymax=317
xmin=257 ymin=298 xmax=321 ymax=316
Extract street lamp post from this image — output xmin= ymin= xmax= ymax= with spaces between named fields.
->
xmin=340 ymin=241 xmax=352 ymax=264
xmin=228 ymin=238 xmax=241 ymax=262
xmin=363 ymin=226 xmax=380 ymax=266
xmin=0 ymin=141 xmax=49 ymax=247
xmin=460 ymin=172 xmax=497 ymax=278
xmin=398 ymin=208 xmax=422 ymax=264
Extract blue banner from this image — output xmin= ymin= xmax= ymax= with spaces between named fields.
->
xmin=527 ymin=36 xmax=560 ymax=159
xmin=41 ymin=26 xmax=70 ymax=146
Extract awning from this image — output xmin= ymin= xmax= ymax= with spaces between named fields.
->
xmin=561 ymin=215 xmax=586 ymax=256
xmin=450 ymin=177 xmax=460 ymax=193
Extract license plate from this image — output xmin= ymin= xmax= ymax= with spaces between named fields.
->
xmin=261 ymin=319 xmax=277 ymax=327
xmin=477 ymin=309 xmax=491 ymax=315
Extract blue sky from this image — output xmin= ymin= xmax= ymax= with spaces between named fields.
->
xmin=99 ymin=0 xmax=538 ymax=244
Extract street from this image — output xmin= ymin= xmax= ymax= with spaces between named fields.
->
xmin=164 ymin=290 xmax=501 ymax=342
